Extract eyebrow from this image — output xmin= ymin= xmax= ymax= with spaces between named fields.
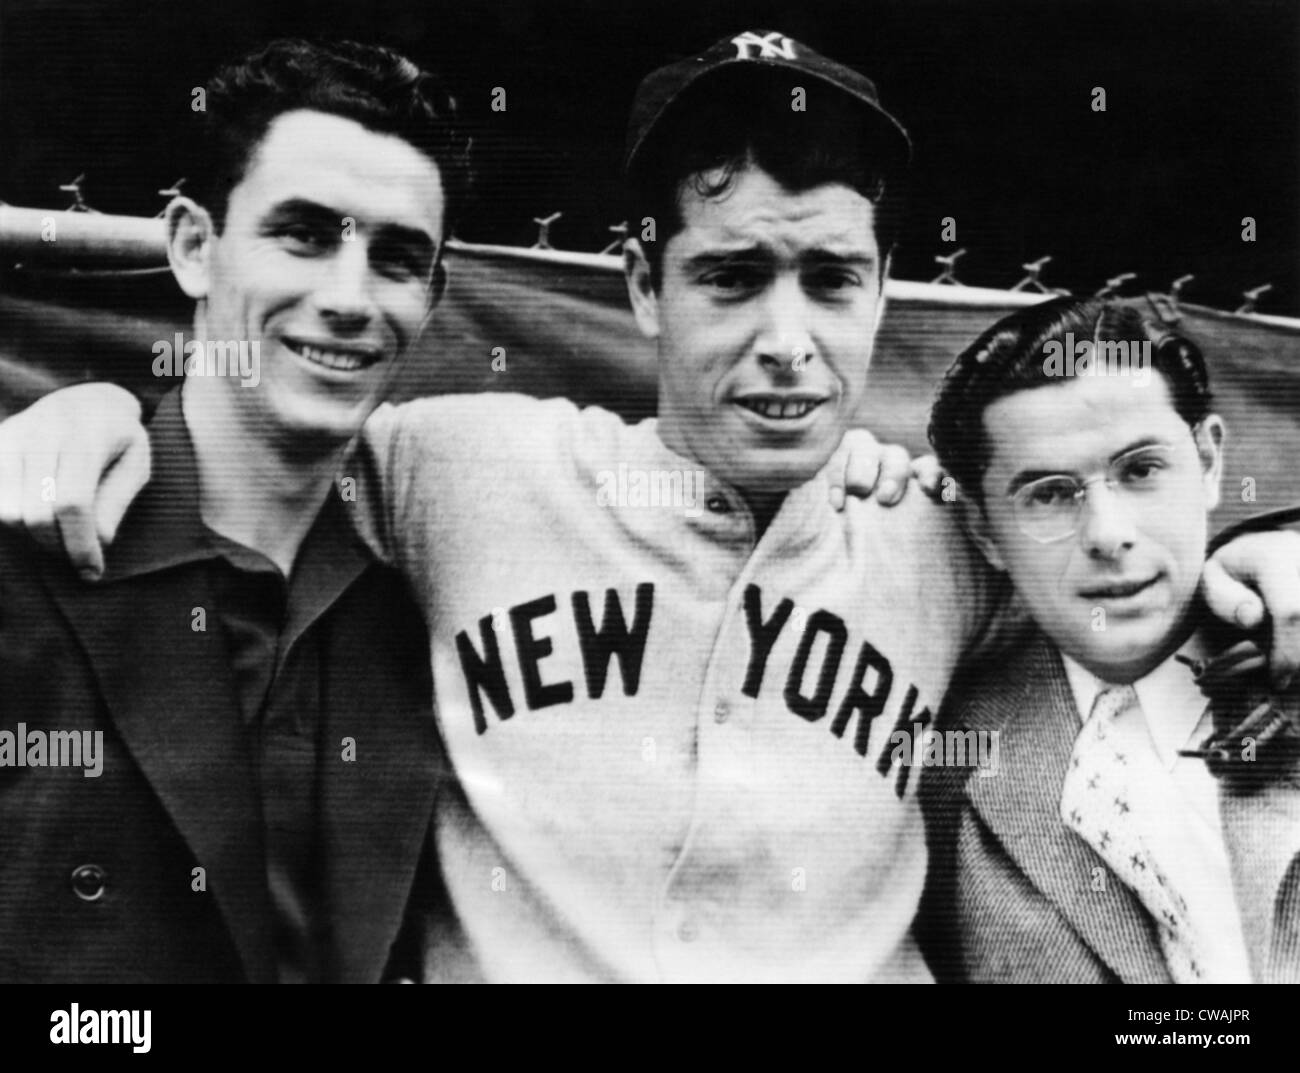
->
xmin=1002 ymin=436 xmax=1173 ymax=496
xmin=682 ymin=246 xmax=878 ymax=274
xmin=801 ymin=249 xmax=878 ymax=271
xmin=262 ymin=198 xmax=341 ymax=229
xmin=682 ymin=247 xmax=769 ymax=274
xmin=263 ymin=198 xmax=438 ymax=259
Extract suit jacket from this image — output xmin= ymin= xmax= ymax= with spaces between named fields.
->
xmin=918 ymin=631 xmax=1300 ymax=983
xmin=0 ymin=402 xmax=447 ymax=984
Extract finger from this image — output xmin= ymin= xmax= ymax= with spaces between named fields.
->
xmin=1199 ymin=557 xmax=1266 ymax=631
xmin=912 ymin=455 xmax=946 ymax=498
xmin=19 ymin=445 xmax=63 ymax=559
xmin=1201 ymin=557 xmax=1300 ymax=689
xmin=1255 ymin=564 xmax=1300 ymax=689
xmin=836 ymin=428 xmax=885 ymax=503
xmin=54 ymin=441 xmax=109 ymax=580
xmin=825 ymin=439 xmax=850 ymax=512
xmin=870 ymin=444 xmax=911 ymax=505
xmin=95 ymin=428 xmax=152 ymax=545
xmin=57 ymin=513 xmax=105 ymax=581
xmin=1206 ymin=532 xmax=1300 ymax=687
xmin=842 ymin=450 xmax=883 ymax=504
xmin=0 ymin=429 xmax=24 ymax=527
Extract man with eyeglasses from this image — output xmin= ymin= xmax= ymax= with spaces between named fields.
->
xmin=919 ymin=296 xmax=1300 ymax=983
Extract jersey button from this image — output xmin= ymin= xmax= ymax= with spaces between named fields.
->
xmin=677 ymin=919 xmax=699 ymax=943
xmin=705 ymin=495 xmax=729 ymax=514
xmin=713 ymin=699 xmax=730 ymax=723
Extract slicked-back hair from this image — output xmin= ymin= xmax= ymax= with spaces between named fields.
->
xmin=626 ymin=68 xmax=908 ymax=289
xmin=189 ymin=38 xmax=471 ymax=243
xmin=928 ymin=296 xmax=1213 ymax=506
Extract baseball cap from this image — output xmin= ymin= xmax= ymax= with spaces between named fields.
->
xmin=624 ymin=29 xmax=912 ymax=178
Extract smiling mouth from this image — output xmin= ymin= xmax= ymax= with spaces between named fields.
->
xmin=283 ymin=338 xmax=383 ymax=373
xmin=734 ymin=396 xmax=827 ymax=421
xmin=1080 ymin=575 xmax=1159 ymax=600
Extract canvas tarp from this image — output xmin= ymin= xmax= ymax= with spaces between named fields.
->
xmin=1 ymin=226 xmax=1296 ymax=532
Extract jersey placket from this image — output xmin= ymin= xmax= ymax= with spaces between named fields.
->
xmin=652 ymin=483 xmax=789 ymax=980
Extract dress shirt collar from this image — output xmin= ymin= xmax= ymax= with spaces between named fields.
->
xmin=1061 ymin=631 xmax=1212 ymax=770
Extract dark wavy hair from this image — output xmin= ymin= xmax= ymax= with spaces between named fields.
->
xmin=928 ymin=296 xmax=1213 ymax=506
xmin=626 ymin=68 xmax=908 ymax=289
xmin=189 ymin=38 xmax=471 ymax=244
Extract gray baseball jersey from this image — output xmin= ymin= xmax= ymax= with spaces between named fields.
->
xmin=354 ymin=393 xmax=1000 ymax=982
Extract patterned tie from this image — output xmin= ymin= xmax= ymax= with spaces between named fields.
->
xmin=1061 ymin=684 xmax=1205 ymax=982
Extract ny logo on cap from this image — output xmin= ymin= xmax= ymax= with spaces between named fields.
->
xmin=731 ymin=31 xmax=798 ymax=61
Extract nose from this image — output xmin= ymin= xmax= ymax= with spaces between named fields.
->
xmin=755 ymin=274 xmax=816 ymax=376
xmin=1078 ymin=480 xmax=1138 ymax=559
xmin=313 ymin=241 xmax=376 ymax=332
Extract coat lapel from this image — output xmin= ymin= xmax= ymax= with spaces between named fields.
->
xmin=37 ymin=391 xmax=276 ymax=983
xmin=43 ymin=563 xmax=277 ymax=983
xmin=317 ymin=566 xmax=443 ymax=983
xmin=963 ymin=634 xmax=1171 ymax=983
xmin=1220 ymin=767 xmax=1300 ymax=982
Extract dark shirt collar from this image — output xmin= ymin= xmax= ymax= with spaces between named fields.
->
xmin=101 ymin=388 xmax=373 ymax=595
xmin=100 ymin=388 xmax=213 ymax=581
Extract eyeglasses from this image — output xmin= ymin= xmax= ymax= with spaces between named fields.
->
xmin=1009 ymin=444 xmax=1181 ymax=544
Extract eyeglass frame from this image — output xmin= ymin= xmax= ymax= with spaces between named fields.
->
xmin=1005 ymin=438 xmax=1199 ymax=544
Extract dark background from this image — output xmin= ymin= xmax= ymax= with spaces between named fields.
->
xmin=1 ymin=0 xmax=1297 ymax=317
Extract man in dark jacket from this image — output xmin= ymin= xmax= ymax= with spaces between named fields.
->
xmin=0 ymin=37 xmax=468 ymax=983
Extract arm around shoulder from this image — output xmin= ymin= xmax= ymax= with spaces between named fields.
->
xmin=0 ymin=382 xmax=148 ymax=579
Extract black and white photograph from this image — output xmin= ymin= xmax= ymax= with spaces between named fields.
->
xmin=0 ymin=0 xmax=1297 ymax=1049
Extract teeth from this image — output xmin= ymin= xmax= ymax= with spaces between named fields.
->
xmin=291 ymin=342 xmax=372 ymax=371
xmin=740 ymin=398 xmax=820 ymax=419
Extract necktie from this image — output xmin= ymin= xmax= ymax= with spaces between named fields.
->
xmin=1061 ymin=684 xmax=1205 ymax=982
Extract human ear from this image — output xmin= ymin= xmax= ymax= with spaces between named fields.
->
xmin=624 ymin=238 xmax=661 ymax=340
xmin=1195 ymin=415 xmax=1227 ymax=512
xmin=962 ymin=495 xmax=1009 ymax=573
xmin=165 ymin=197 xmax=216 ymax=301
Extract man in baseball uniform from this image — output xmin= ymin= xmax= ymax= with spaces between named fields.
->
xmin=3 ymin=31 xmax=1299 ymax=983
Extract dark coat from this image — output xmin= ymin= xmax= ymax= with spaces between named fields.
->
xmin=0 ymin=408 xmax=445 ymax=984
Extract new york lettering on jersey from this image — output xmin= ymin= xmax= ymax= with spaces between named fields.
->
xmin=455 ymin=579 xmax=934 ymax=797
